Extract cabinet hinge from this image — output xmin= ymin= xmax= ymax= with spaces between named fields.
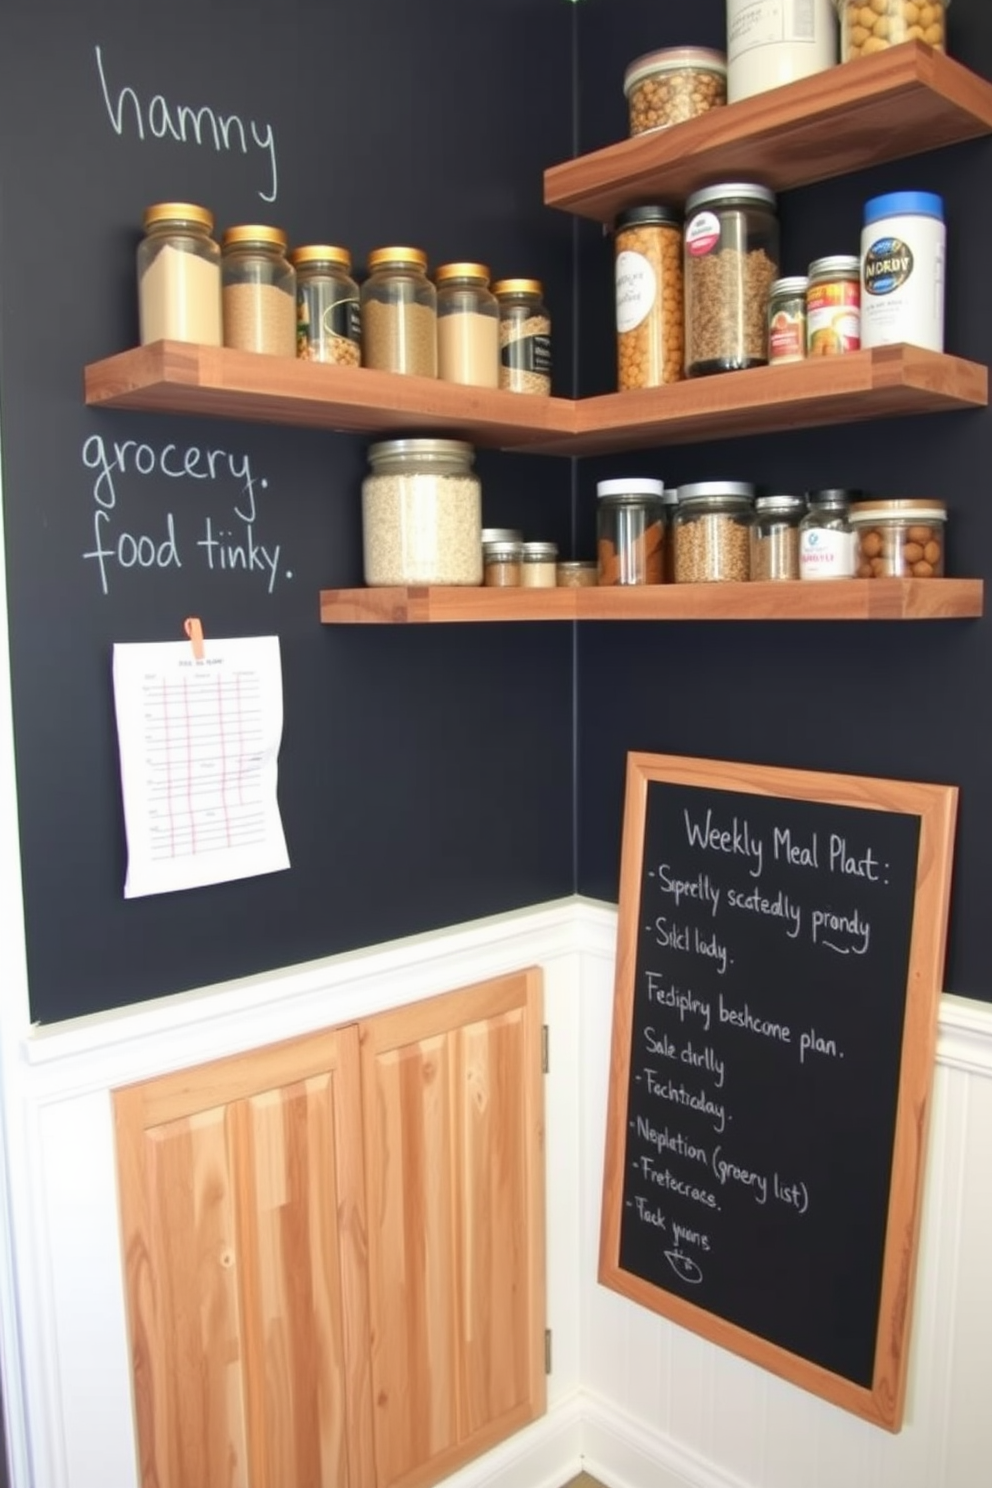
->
xmin=545 ymin=1328 xmax=552 ymax=1374
xmin=541 ymin=1024 xmax=549 ymax=1074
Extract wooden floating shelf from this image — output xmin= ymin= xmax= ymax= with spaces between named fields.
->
xmin=319 ymin=579 xmax=984 ymax=625
xmin=84 ymin=342 xmax=986 ymax=454
xmin=544 ymin=42 xmax=992 ymax=223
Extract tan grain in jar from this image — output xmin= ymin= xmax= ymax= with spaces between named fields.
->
xmin=850 ymin=498 xmax=946 ymax=578
xmin=615 ymin=205 xmax=684 ymax=390
xmin=836 ymin=0 xmax=948 ymax=60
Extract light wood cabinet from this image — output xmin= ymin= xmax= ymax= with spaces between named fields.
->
xmin=112 ymin=969 xmax=546 ymax=1488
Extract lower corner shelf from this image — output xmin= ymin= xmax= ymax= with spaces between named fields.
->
xmin=319 ymin=579 xmax=984 ymax=624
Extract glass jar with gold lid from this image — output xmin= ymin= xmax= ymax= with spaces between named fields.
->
xmin=492 ymin=278 xmax=552 ymax=395
xmin=290 ymin=244 xmax=361 ymax=365
xmin=221 ymin=225 xmax=296 ymax=357
xmin=436 ymin=262 xmax=499 ymax=387
xmin=360 ymin=246 xmax=437 ymax=376
xmin=138 ymin=202 xmax=222 ymax=346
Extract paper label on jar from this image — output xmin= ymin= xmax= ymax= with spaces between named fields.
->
xmin=616 ymin=250 xmax=657 ymax=332
xmin=807 ymin=281 xmax=860 ymax=354
xmin=799 ymin=527 xmax=857 ymax=579
xmin=727 ymin=0 xmax=818 ymax=57
xmin=685 ymin=210 xmax=721 ymax=258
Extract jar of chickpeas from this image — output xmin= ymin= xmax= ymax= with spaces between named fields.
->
xmin=836 ymin=0 xmax=949 ymax=60
xmin=614 ymin=205 xmax=684 ymax=390
xmin=850 ymin=499 xmax=946 ymax=578
xmin=623 ymin=47 xmax=727 ymax=136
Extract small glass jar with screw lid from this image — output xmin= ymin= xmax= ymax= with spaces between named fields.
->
xmin=362 ymin=437 xmax=481 ymax=586
xmin=767 ymin=276 xmax=808 ymax=366
xmin=436 ymin=262 xmax=500 ymax=387
xmin=138 ymin=202 xmax=222 ymax=346
xmin=751 ymin=494 xmax=806 ymax=580
xmin=290 ymin=245 xmax=361 ymax=365
xmin=597 ymin=478 xmax=666 ymax=584
xmin=221 ymin=225 xmax=296 ymax=357
xmin=483 ymin=539 xmax=523 ymax=587
xmin=492 ymin=279 xmax=552 ymax=395
xmin=806 ymin=255 xmax=860 ymax=356
xmin=520 ymin=541 xmax=559 ymax=588
xmin=799 ymin=489 xmax=858 ymax=580
xmin=673 ymin=482 xmax=755 ymax=582
xmin=361 ymin=247 xmax=437 ymax=377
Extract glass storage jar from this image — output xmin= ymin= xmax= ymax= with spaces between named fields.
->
xmin=436 ymin=262 xmax=500 ymax=387
xmin=806 ymin=255 xmax=861 ymax=356
xmin=799 ymin=489 xmax=857 ymax=580
xmin=850 ymin=499 xmax=946 ymax=578
xmin=138 ymin=202 xmax=222 ymax=346
xmin=361 ymin=246 xmax=437 ymax=377
xmin=290 ymin=244 xmax=361 ymax=365
xmin=221 ymin=225 xmax=296 ymax=357
xmin=615 ymin=205 xmax=684 ymax=390
xmin=556 ymin=560 xmax=599 ymax=588
xmin=492 ymin=279 xmax=552 ymax=395
xmin=596 ymin=478 xmax=666 ymax=585
xmin=484 ymin=539 xmax=523 ymax=587
xmin=768 ymin=276 xmax=808 ymax=365
xmin=751 ymin=494 xmax=806 ymax=580
xmin=837 ymin=0 xmax=949 ymax=61
xmin=623 ymin=46 xmax=727 ymax=136
xmin=362 ymin=438 xmax=482 ymax=586
xmin=520 ymin=541 xmax=559 ymax=588
xmin=673 ymin=482 xmax=754 ymax=582
xmin=684 ymin=183 xmax=779 ymax=377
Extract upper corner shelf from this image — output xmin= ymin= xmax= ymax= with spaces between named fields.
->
xmin=544 ymin=42 xmax=992 ymax=223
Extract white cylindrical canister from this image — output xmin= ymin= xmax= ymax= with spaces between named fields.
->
xmin=860 ymin=192 xmax=946 ymax=353
xmin=726 ymin=0 xmax=837 ymax=103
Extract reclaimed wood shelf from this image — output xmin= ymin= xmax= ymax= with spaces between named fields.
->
xmin=319 ymin=579 xmax=984 ymax=625
xmin=544 ymin=42 xmax=992 ymax=223
xmin=84 ymin=342 xmax=987 ymax=454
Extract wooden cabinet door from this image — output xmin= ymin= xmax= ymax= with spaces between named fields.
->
xmin=113 ymin=1025 xmax=375 ymax=1488
xmin=359 ymin=968 xmax=546 ymax=1488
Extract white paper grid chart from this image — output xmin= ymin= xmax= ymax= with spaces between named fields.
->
xmin=112 ymin=634 xmax=290 ymax=897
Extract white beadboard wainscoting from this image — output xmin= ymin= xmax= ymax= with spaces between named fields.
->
xmin=0 ymin=900 xmax=988 ymax=1488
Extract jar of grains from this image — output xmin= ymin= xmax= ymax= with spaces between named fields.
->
xmin=806 ymin=255 xmax=861 ymax=356
xmin=799 ymin=489 xmax=857 ymax=580
xmin=673 ymin=482 xmax=755 ymax=582
xmin=221 ymin=225 xmax=297 ymax=357
xmin=361 ymin=246 xmax=437 ymax=377
xmin=684 ymin=183 xmax=779 ymax=376
xmin=435 ymin=262 xmax=500 ymax=387
xmin=850 ymin=498 xmax=946 ymax=578
xmin=521 ymin=541 xmax=559 ymax=588
xmin=768 ymin=276 xmax=808 ymax=366
xmin=361 ymin=438 xmax=482 ymax=586
xmin=837 ymin=0 xmax=949 ymax=61
xmin=751 ymin=494 xmax=806 ymax=580
xmin=138 ymin=202 xmax=222 ymax=346
xmin=492 ymin=279 xmax=552 ymax=395
xmin=484 ymin=539 xmax=523 ymax=587
xmin=622 ymin=46 xmax=727 ymax=136
xmin=597 ymin=478 xmax=666 ymax=585
xmin=556 ymin=559 xmax=599 ymax=588
xmin=615 ymin=205 xmax=684 ymax=390
xmin=290 ymin=245 xmax=361 ymax=365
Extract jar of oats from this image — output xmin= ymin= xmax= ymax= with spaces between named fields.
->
xmin=493 ymin=279 xmax=552 ymax=395
xmin=221 ymin=225 xmax=297 ymax=357
xmin=361 ymin=438 xmax=482 ymax=586
xmin=615 ymin=205 xmax=684 ymax=390
xmin=673 ymin=482 xmax=755 ymax=582
xmin=290 ymin=245 xmax=361 ymax=365
xmin=836 ymin=0 xmax=949 ymax=61
xmin=684 ymin=183 xmax=779 ymax=377
xmin=623 ymin=46 xmax=727 ymax=136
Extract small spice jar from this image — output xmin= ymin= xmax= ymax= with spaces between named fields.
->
xmin=290 ymin=245 xmax=361 ymax=365
xmin=751 ymin=494 xmax=806 ymax=581
xmin=361 ymin=437 xmax=481 ymax=586
xmin=361 ymin=247 xmax=437 ymax=377
xmin=435 ymin=262 xmax=500 ymax=387
xmin=850 ymin=499 xmax=946 ymax=578
xmin=484 ymin=539 xmax=523 ymax=587
xmin=221 ymin=225 xmax=296 ymax=357
xmin=597 ymin=478 xmax=666 ymax=585
xmin=520 ymin=541 xmax=559 ymax=588
xmin=492 ymin=279 xmax=552 ymax=395
xmin=673 ymin=482 xmax=754 ymax=582
xmin=137 ymin=202 xmax=222 ymax=346
xmin=799 ymin=489 xmax=857 ymax=580
xmin=768 ymin=276 xmax=808 ymax=366
xmin=615 ymin=205 xmax=684 ymax=390
xmin=836 ymin=0 xmax=949 ymax=61
xmin=556 ymin=560 xmax=599 ymax=588
xmin=806 ymin=255 xmax=861 ymax=356
xmin=623 ymin=46 xmax=727 ymax=136
xmin=684 ymin=183 xmax=780 ymax=376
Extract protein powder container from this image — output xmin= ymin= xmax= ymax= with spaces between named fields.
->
xmin=861 ymin=192 xmax=946 ymax=353
xmin=726 ymin=0 xmax=837 ymax=104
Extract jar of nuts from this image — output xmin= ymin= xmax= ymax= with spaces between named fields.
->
xmin=850 ymin=499 xmax=946 ymax=578
xmin=836 ymin=0 xmax=949 ymax=61
xmin=623 ymin=46 xmax=727 ymax=136
xmin=684 ymin=183 xmax=780 ymax=377
xmin=615 ymin=205 xmax=684 ymax=390
xmin=673 ymin=482 xmax=755 ymax=582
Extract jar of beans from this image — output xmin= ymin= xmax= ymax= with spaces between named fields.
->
xmin=221 ymin=225 xmax=297 ymax=357
xmin=673 ymin=482 xmax=755 ymax=582
xmin=361 ymin=246 xmax=437 ymax=377
xmin=290 ymin=245 xmax=361 ymax=365
xmin=850 ymin=499 xmax=946 ymax=578
xmin=684 ymin=183 xmax=779 ymax=377
xmin=836 ymin=0 xmax=948 ymax=61
xmin=493 ymin=279 xmax=552 ymax=395
xmin=597 ymin=478 xmax=666 ymax=584
xmin=361 ymin=438 xmax=481 ymax=585
xmin=615 ymin=205 xmax=684 ymax=390
xmin=623 ymin=46 xmax=727 ymax=136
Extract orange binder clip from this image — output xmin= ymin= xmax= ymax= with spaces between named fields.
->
xmin=184 ymin=617 xmax=205 ymax=660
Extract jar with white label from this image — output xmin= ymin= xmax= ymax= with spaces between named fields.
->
xmin=861 ymin=192 xmax=946 ymax=352
xmin=684 ymin=183 xmax=779 ymax=377
xmin=726 ymin=0 xmax=837 ymax=103
xmin=615 ymin=205 xmax=684 ymax=390
xmin=799 ymin=489 xmax=857 ymax=580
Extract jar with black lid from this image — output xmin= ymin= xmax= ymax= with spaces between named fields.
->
xmin=615 ymin=205 xmax=684 ymax=389
xmin=290 ymin=245 xmax=361 ymax=365
xmin=799 ymin=489 xmax=858 ymax=580
xmin=673 ymin=481 xmax=754 ymax=582
xmin=361 ymin=246 xmax=437 ymax=377
xmin=684 ymin=183 xmax=779 ymax=376
xmin=221 ymin=225 xmax=297 ymax=357
xmin=138 ymin=202 xmax=222 ymax=346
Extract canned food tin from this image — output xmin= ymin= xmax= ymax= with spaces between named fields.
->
xmin=806 ymin=255 xmax=861 ymax=356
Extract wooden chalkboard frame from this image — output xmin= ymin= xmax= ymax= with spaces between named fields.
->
xmin=599 ymin=752 xmax=958 ymax=1431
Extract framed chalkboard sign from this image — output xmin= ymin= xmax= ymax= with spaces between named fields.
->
xmin=599 ymin=753 xmax=957 ymax=1431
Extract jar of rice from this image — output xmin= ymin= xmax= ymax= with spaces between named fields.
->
xmin=361 ymin=438 xmax=482 ymax=586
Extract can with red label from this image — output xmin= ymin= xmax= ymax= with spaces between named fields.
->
xmin=806 ymin=255 xmax=861 ymax=356
xmin=683 ymin=182 xmax=779 ymax=377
